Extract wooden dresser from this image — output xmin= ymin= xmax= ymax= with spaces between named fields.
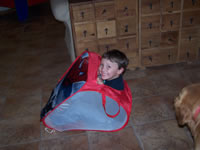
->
xmin=69 ymin=0 xmax=200 ymax=69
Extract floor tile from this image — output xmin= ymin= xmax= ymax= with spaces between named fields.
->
xmin=0 ymin=142 xmax=39 ymax=150
xmin=0 ymin=117 xmax=40 ymax=146
xmin=0 ymin=89 xmax=41 ymax=120
xmin=148 ymin=70 xmax=191 ymax=94
xmin=134 ymin=120 xmax=194 ymax=150
xmin=88 ymin=127 xmax=142 ymax=150
xmin=131 ymin=93 xmax=176 ymax=125
xmin=181 ymin=67 xmax=200 ymax=83
xmin=126 ymin=77 xmax=157 ymax=98
xmin=40 ymin=133 xmax=89 ymax=150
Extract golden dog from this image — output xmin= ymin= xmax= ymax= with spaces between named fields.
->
xmin=174 ymin=83 xmax=200 ymax=150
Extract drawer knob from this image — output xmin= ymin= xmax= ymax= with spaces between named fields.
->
xmin=170 ymin=1 xmax=174 ymax=8
xmin=170 ymin=20 xmax=173 ymax=27
xmin=124 ymin=6 xmax=128 ymax=12
xmin=149 ymin=23 xmax=152 ymax=29
xmin=125 ymin=25 xmax=129 ymax=32
xmin=83 ymin=30 xmax=87 ymax=37
xmin=126 ymin=42 xmax=129 ymax=49
xmin=149 ymin=3 xmax=153 ymax=10
xmin=190 ymin=18 xmax=194 ymax=24
xmin=168 ymin=38 xmax=173 ymax=42
xmin=102 ymin=9 xmax=107 ymax=14
xmin=149 ymin=40 xmax=152 ymax=46
xmin=168 ymin=54 xmax=171 ymax=60
xmin=192 ymin=0 xmax=196 ymax=5
xmin=81 ymin=11 xmax=85 ymax=19
xmin=188 ymin=36 xmax=192 ymax=41
xmin=104 ymin=28 xmax=108 ymax=35
xmin=149 ymin=56 xmax=153 ymax=62
xmin=187 ymin=52 xmax=190 ymax=58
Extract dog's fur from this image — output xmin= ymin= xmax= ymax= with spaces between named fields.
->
xmin=174 ymin=83 xmax=200 ymax=150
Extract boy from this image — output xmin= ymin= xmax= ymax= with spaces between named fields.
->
xmin=97 ymin=49 xmax=129 ymax=90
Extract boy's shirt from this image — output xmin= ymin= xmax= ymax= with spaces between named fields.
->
xmin=104 ymin=75 xmax=124 ymax=90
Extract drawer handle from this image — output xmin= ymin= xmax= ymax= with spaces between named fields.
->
xmin=125 ymin=25 xmax=128 ymax=32
xmin=168 ymin=54 xmax=171 ymax=60
xmin=124 ymin=6 xmax=128 ymax=12
xmin=190 ymin=18 xmax=193 ymax=24
xmin=170 ymin=1 xmax=174 ymax=8
xmin=104 ymin=28 xmax=108 ymax=35
xmin=192 ymin=0 xmax=196 ymax=5
xmin=149 ymin=56 xmax=153 ymax=62
xmin=168 ymin=38 xmax=173 ymax=42
xmin=83 ymin=30 xmax=87 ymax=37
xmin=149 ymin=23 xmax=152 ymax=29
xmin=126 ymin=42 xmax=129 ymax=49
xmin=102 ymin=9 xmax=107 ymax=14
xmin=90 ymin=33 xmax=95 ymax=36
xmin=149 ymin=40 xmax=152 ymax=46
xmin=81 ymin=11 xmax=84 ymax=19
xmin=189 ymin=36 xmax=192 ymax=41
xmin=187 ymin=52 xmax=190 ymax=58
xmin=149 ymin=3 xmax=152 ymax=10
xmin=170 ymin=20 xmax=173 ymax=27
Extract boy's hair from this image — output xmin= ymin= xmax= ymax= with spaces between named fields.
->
xmin=102 ymin=49 xmax=129 ymax=74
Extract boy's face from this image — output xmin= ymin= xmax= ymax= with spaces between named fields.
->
xmin=98 ymin=58 xmax=124 ymax=81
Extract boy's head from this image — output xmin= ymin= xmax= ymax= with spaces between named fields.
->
xmin=98 ymin=49 xmax=129 ymax=81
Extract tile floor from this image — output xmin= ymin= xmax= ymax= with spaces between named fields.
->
xmin=0 ymin=3 xmax=200 ymax=150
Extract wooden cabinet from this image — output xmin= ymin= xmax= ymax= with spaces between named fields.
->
xmin=180 ymin=0 xmax=200 ymax=62
xmin=70 ymin=0 xmax=200 ymax=69
xmin=70 ymin=0 xmax=138 ymax=69
xmin=140 ymin=0 xmax=180 ymax=67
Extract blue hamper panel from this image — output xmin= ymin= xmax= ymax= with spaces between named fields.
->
xmin=45 ymin=91 xmax=127 ymax=131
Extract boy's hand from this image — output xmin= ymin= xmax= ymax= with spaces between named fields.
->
xmin=97 ymin=75 xmax=104 ymax=85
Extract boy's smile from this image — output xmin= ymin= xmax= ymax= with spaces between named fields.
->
xmin=98 ymin=58 xmax=124 ymax=81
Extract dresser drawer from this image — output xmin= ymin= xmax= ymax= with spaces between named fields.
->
xmin=115 ymin=0 xmax=137 ymax=17
xmin=117 ymin=36 xmax=138 ymax=53
xmin=183 ymin=0 xmax=200 ymax=10
xmin=74 ymin=22 xmax=96 ymax=42
xmin=97 ymin=20 xmax=116 ymax=39
xmin=98 ymin=38 xmax=118 ymax=55
xmin=182 ymin=10 xmax=200 ymax=28
xmin=95 ymin=1 xmax=115 ymax=20
xmin=160 ymin=31 xmax=179 ymax=47
xmin=117 ymin=16 xmax=137 ymax=36
xmin=71 ymin=2 xmax=95 ymax=23
xmin=141 ymin=15 xmax=160 ymax=32
xmin=141 ymin=48 xmax=177 ymax=66
xmin=76 ymin=41 xmax=98 ymax=56
xmin=161 ymin=0 xmax=181 ymax=12
xmin=161 ymin=13 xmax=180 ymax=31
xmin=181 ymin=28 xmax=200 ymax=43
xmin=179 ymin=43 xmax=199 ymax=61
xmin=127 ymin=52 xmax=140 ymax=68
xmin=141 ymin=0 xmax=160 ymax=15
xmin=141 ymin=32 xmax=160 ymax=49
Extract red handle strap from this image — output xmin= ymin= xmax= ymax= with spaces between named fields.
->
xmin=102 ymin=94 xmax=120 ymax=118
